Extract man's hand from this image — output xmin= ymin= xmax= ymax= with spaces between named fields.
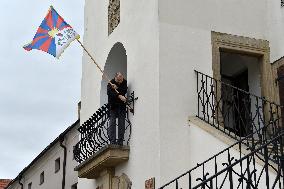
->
xmin=118 ymin=95 xmax=127 ymax=103
xmin=111 ymin=83 xmax=118 ymax=90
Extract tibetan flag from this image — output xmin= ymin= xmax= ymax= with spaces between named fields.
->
xmin=23 ymin=6 xmax=80 ymax=58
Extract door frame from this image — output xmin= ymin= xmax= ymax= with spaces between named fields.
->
xmin=211 ymin=31 xmax=274 ymax=103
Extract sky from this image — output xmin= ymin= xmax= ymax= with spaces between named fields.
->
xmin=0 ymin=1 xmax=84 ymax=178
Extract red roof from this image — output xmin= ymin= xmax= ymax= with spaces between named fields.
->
xmin=0 ymin=179 xmax=11 ymax=189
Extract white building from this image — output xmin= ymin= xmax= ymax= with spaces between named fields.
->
xmin=75 ymin=0 xmax=284 ymax=189
xmin=6 ymin=120 xmax=79 ymax=189
xmin=7 ymin=1 xmax=284 ymax=189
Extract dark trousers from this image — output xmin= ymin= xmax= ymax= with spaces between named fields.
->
xmin=108 ymin=106 xmax=126 ymax=145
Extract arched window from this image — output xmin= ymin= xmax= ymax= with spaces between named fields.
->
xmin=100 ymin=42 xmax=127 ymax=106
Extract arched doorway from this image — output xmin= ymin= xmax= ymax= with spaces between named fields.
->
xmin=100 ymin=42 xmax=127 ymax=106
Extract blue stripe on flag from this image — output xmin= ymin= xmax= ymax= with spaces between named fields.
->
xmin=40 ymin=19 xmax=51 ymax=31
xmin=32 ymin=36 xmax=49 ymax=49
xmin=51 ymin=9 xmax=59 ymax=29
xmin=59 ymin=21 xmax=69 ymax=30
xmin=48 ymin=38 xmax=56 ymax=57
xmin=33 ymin=33 xmax=47 ymax=39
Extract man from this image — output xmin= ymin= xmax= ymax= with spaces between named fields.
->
xmin=107 ymin=72 xmax=127 ymax=145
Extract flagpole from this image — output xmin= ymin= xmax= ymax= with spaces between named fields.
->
xmin=76 ymin=38 xmax=121 ymax=92
xmin=76 ymin=39 xmax=112 ymax=83
xmin=76 ymin=39 xmax=132 ymax=110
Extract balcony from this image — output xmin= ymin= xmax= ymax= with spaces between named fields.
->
xmin=73 ymin=104 xmax=132 ymax=179
xmin=195 ymin=70 xmax=283 ymax=144
xmin=159 ymin=71 xmax=284 ymax=189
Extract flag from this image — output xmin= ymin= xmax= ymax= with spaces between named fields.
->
xmin=23 ymin=6 xmax=80 ymax=59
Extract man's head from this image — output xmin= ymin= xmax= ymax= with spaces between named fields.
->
xmin=114 ymin=72 xmax=124 ymax=84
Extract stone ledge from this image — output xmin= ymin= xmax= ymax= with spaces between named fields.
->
xmin=74 ymin=145 xmax=130 ymax=179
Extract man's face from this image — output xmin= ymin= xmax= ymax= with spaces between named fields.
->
xmin=115 ymin=74 xmax=124 ymax=84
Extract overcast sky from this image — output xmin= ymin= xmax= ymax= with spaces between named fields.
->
xmin=0 ymin=1 xmax=84 ymax=178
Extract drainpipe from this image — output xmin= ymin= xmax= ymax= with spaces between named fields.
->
xmin=59 ymin=135 xmax=67 ymax=189
xmin=18 ymin=175 xmax=23 ymax=189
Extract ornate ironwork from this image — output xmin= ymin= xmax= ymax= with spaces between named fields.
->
xmin=73 ymin=104 xmax=132 ymax=163
xmin=126 ymin=91 xmax=138 ymax=115
xmin=192 ymin=133 xmax=284 ymax=189
xmin=159 ymin=129 xmax=284 ymax=189
xmin=159 ymin=71 xmax=284 ymax=189
xmin=195 ymin=70 xmax=283 ymax=144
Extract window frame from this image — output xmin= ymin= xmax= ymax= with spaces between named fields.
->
xmin=55 ymin=157 xmax=60 ymax=173
xmin=28 ymin=182 xmax=32 ymax=189
xmin=39 ymin=171 xmax=44 ymax=185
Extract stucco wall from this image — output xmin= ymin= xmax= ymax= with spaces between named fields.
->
xmin=80 ymin=0 xmax=160 ymax=188
xmin=267 ymin=1 xmax=284 ymax=62
xmin=79 ymin=0 xmax=283 ymax=188
xmin=160 ymin=120 xmax=278 ymax=188
xmin=158 ymin=0 xmax=276 ymax=186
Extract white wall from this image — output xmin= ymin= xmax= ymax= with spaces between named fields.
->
xmin=7 ymin=125 xmax=79 ymax=189
xmin=161 ymin=121 xmax=278 ymax=188
xmin=81 ymin=0 xmax=160 ymax=188
xmin=267 ymin=1 xmax=284 ymax=62
xmin=157 ymin=0 xmax=284 ymax=63
xmin=80 ymin=0 xmax=284 ymax=188
xmin=159 ymin=24 xmax=212 ymax=183
xmin=65 ymin=126 xmax=80 ymax=189
xmin=158 ymin=0 xmax=270 ymax=185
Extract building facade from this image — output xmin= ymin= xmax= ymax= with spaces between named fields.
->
xmin=75 ymin=0 xmax=284 ymax=189
xmin=8 ymin=1 xmax=284 ymax=189
xmin=6 ymin=120 xmax=79 ymax=189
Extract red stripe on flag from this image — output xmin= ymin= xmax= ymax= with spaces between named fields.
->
xmin=39 ymin=37 xmax=52 ymax=52
xmin=46 ymin=11 xmax=54 ymax=29
xmin=36 ymin=27 xmax=49 ymax=34
xmin=56 ymin=16 xmax=64 ymax=29
xmin=32 ymin=35 xmax=48 ymax=45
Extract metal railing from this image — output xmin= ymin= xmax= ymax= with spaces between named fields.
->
xmin=191 ymin=133 xmax=284 ymax=189
xmin=159 ymin=125 xmax=284 ymax=189
xmin=195 ymin=70 xmax=283 ymax=143
xmin=159 ymin=71 xmax=284 ymax=188
xmin=73 ymin=104 xmax=132 ymax=163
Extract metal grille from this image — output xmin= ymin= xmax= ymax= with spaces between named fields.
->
xmin=73 ymin=104 xmax=132 ymax=163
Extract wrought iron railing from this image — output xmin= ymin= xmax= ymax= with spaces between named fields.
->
xmin=73 ymin=104 xmax=132 ymax=163
xmin=195 ymin=70 xmax=283 ymax=143
xmin=191 ymin=133 xmax=284 ymax=189
xmin=159 ymin=128 xmax=284 ymax=189
xmin=159 ymin=71 xmax=284 ymax=189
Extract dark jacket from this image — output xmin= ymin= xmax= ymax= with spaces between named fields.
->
xmin=107 ymin=78 xmax=127 ymax=109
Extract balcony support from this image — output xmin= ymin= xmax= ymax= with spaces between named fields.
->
xmin=75 ymin=145 xmax=129 ymax=179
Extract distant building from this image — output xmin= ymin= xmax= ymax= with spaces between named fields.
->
xmin=6 ymin=120 xmax=79 ymax=189
xmin=0 ymin=179 xmax=11 ymax=189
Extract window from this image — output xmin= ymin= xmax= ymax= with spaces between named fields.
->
xmin=55 ymin=158 xmax=60 ymax=173
xmin=39 ymin=171 xmax=44 ymax=185
xmin=28 ymin=182 xmax=32 ymax=189
xmin=71 ymin=183 xmax=77 ymax=189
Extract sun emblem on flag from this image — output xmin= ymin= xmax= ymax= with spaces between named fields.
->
xmin=48 ymin=28 xmax=60 ymax=38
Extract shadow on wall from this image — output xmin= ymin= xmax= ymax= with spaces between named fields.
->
xmin=100 ymin=42 xmax=127 ymax=106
